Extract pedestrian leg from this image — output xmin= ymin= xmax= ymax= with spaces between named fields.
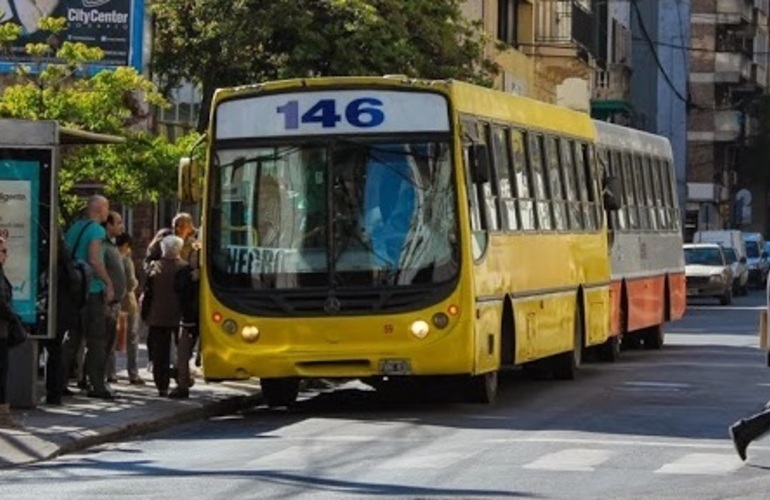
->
xmin=730 ymin=406 xmax=770 ymax=461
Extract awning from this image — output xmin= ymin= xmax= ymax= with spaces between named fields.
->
xmin=60 ymin=127 xmax=125 ymax=145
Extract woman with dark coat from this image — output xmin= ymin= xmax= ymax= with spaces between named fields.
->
xmin=0 ymin=237 xmax=20 ymax=427
xmin=144 ymin=235 xmax=187 ymax=396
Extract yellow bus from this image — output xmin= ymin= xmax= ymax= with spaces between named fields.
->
xmin=179 ymin=76 xmax=621 ymax=406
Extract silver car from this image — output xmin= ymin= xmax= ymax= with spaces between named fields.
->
xmin=723 ymin=246 xmax=749 ymax=296
xmin=684 ymin=243 xmax=734 ymax=305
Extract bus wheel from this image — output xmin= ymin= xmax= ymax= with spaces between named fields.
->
xmin=643 ymin=324 xmax=664 ymax=350
xmin=260 ymin=377 xmax=300 ymax=408
xmin=598 ymin=335 xmax=621 ymax=362
xmin=553 ymin=307 xmax=583 ymax=380
xmin=465 ymin=371 xmax=498 ymax=404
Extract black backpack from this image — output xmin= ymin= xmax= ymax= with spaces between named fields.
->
xmin=64 ymin=222 xmax=95 ymax=310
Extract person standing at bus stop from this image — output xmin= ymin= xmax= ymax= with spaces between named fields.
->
xmin=0 ymin=236 xmax=21 ymax=427
xmin=63 ymin=195 xmax=115 ymax=400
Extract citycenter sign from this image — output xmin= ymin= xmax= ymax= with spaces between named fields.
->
xmin=67 ymin=8 xmax=129 ymax=25
xmin=0 ymin=0 xmax=142 ymax=70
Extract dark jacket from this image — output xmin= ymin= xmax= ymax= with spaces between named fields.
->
xmin=146 ymin=257 xmax=187 ymax=328
xmin=0 ymin=265 xmax=16 ymax=340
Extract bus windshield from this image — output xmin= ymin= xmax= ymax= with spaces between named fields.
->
xmin=209 ymin=138 xmax=459 ymax=290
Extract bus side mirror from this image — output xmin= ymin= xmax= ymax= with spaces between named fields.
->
xmin=469 ymin=144 xmax=490 ymax=184
xmin=178 ymin=157 xmax=202 ymax=204
xmin=603 ymin=175 xmax=622 ymax=211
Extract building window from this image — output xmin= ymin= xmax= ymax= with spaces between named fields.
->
xmin=498 ymin=0 xmax=519 ymax=46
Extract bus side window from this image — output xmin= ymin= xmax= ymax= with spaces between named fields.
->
xmin=662 ymin=159 xmax=680 ymax=231
xmin=599 ymin=147 xmax=616 ymax=232
xmin=528 ymin=133 xmax=552 ymax=230
xmin=461 ymin=118 xmax=485 ymax=233
xmin=560 ymin=138 xmax=582 ymax=230
xmin=481 ymin=122 xmax=501 ymax=232
xmin=545 ymin=136 xmax=568 ymax=230
xmin=493 ymin=125 xmax=518 ymax=231
xmin=632 ymin=154 xmax=649 ymax=230
xmin=512 ymin=129 xmax=536 ymax=230
xmin=610 ymin=149 xmax=627 ymax=230
xmin=622 ymin=152 xmax=638 ymax=230
xmin=649 ymin=157 xmax=667 ymax=230
xmin=573 ymin=141 xmax=596 ymax=231
xmin=585 ymin=144 xmax=602 ymax=230
xmin=657 ymin=158 xmax=673 ymax=231
xmin=640 ymin=156 xmax=658 ymax=230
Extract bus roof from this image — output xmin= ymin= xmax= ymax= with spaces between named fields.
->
xmin=213 ymin=76 xmax=595 ymax=140
xmin=593 ymin=120 xmax=673 ymax=158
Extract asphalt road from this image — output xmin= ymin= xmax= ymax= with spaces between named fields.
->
xmin=3 ymin=291 xmax=770 ymax=499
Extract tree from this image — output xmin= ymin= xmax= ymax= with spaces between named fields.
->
xmin=0 ymin=16 xmax=200 ymax=221
xmin=150 ymin=0 xmax=498 ymax=131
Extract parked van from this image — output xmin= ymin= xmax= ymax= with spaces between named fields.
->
xmin=743 ymin=232 xmax=769 ymax=287
xmin=693 ymin=230 xmax=747 ymax=260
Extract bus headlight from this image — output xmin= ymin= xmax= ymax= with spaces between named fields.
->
xmin=241 ymin=325 xmax=260 ymax=342
xmin=222 ymin=319 xmax=238 ymax=334
xmin=410 ymin=320 xmax=430 ymax=339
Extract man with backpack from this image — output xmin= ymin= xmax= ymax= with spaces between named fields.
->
xmin=63 ymin=195 xmax=115 ymax=400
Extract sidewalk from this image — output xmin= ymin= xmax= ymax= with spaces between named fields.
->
xmin=0 ymin=370 xmax=263 ymax=469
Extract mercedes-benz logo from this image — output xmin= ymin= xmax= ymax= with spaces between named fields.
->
xmin=324 ymin=296 xmax=341 ymax=313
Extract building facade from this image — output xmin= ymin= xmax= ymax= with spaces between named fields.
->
xmin=687 ymin=0 xmax=769 ymax=237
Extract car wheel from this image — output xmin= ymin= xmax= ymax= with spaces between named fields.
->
xmin=719 ymin=288 xmax=732 ymax=306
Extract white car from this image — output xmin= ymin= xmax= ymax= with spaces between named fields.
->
xmin=684 ymin=243 xmax=734 ymax=305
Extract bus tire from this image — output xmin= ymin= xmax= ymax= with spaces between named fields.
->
xmin=261 ymin=377 xmax=300 ymax=408
xmin=553 ymin=306 xmax=583 ymax=380
xmin=465 ymin=371 xmax=498 ymax=404
xmin=643 ymin=324 xmax=664 ymax=350
xmin=598 ymin=334 xmax=621 ymax=362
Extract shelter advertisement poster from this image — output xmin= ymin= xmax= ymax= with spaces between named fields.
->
xmin=0 ymin=160 xmax=39 ymax=323
xmin=0 ymin=0 xmax=133 ymax=67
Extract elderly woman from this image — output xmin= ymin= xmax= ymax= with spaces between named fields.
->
xmin=0 ymin=237 xmax=19 ymax=427
xmin=145 ymin=235 xmax=187 ymax=396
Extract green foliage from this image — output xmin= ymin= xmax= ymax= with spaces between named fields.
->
xmin=150 ymin=0 xmax=498 ymax=130
xmin=0 ymin=15 xmax=200 ymax=221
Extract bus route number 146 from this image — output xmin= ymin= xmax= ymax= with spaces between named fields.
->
xmin=276 ymin=98 xmax=385 ymax=129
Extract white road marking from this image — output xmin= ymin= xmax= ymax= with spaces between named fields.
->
xmin=376 ymin=453 xmax=472 ymax=469
xmin=655 ymin=453 xmax=743 ymax=475
xmin=523 ymin=448 xmax=613 ymax=472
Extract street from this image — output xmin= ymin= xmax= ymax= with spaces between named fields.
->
xmin=2 ymin=292 xmax=770 ymax=499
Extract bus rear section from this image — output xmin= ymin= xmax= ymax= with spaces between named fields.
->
xmin=595 ymin=121 xmax=686 ymax=352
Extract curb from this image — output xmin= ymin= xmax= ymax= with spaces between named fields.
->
xmin=41 ymin=390 xmax=262 ymax=464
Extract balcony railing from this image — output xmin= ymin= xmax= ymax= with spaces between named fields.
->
xmin=715 ymin=0 xmax=755 ymax=24
xmin=714 ymin=111 xmax=743 ymax=141
xmin=594 ymin=64 xmax=630 ymax=101
xmin=715 ymin=52 xmax=753 ymax=82
xmin=535 ymin=0 xmax=597 ymax=56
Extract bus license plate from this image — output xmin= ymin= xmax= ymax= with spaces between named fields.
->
xmin=379 ymin=359 xmax=411 ymax=375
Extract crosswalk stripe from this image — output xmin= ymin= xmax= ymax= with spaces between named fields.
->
xmin=523 ymin=448 xmax=614 ymax=472
xmin=655 ymin=453 xmax=743 ymax=475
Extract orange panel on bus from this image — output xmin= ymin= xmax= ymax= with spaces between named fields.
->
xmin=625 ymin=275 xmax=666 ymax=333
xmin=668 ymin=272 xmax=686 ymax=321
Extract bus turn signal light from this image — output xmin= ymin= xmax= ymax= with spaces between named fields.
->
xmin=447 ymin=305 xmax=459 ymax=316
xmin=213 ymin=312 xmax=223 ymax=323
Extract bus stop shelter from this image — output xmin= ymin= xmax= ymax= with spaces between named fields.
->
xmin=0 ymin=119 xmax=124 ymax=408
